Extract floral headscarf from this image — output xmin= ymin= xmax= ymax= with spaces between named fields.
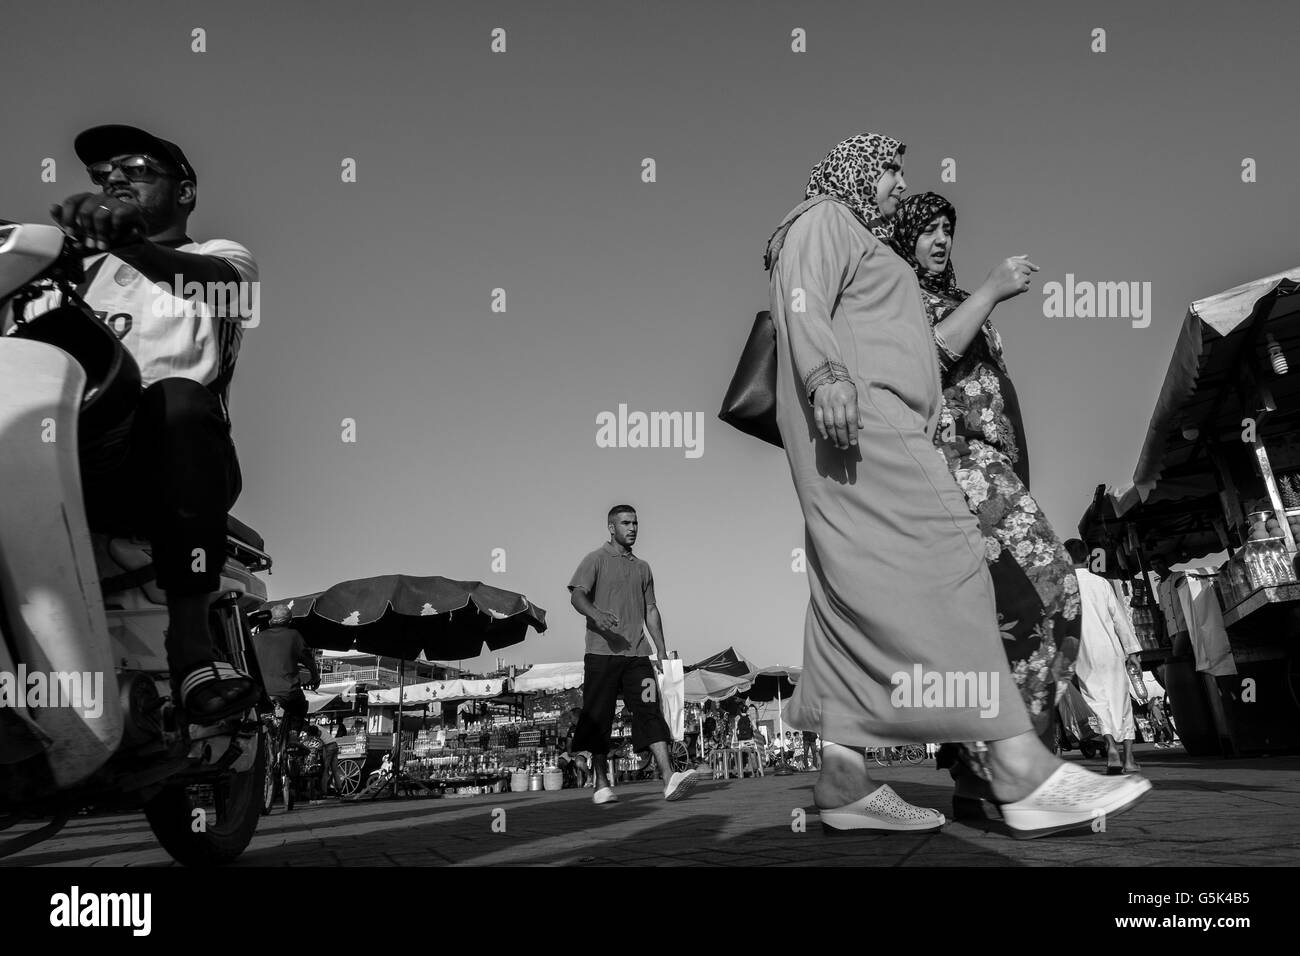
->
xmin=890 ymin=192 xmax=967 ymax=301
xmin=891 ymin=191 xmax=1007 ymax=373
xmin=764 ymin=132 xmax=904 ymax=270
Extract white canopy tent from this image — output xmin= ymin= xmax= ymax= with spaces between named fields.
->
xmin=303 ymin=682 xmax=358 ymax=714
xmin=312 ymin=679 xmax=358 ymax=701
xmin=511 ymin=662 xmax=584 ymax=693
xmin=368 ymin=677 xmax=508 ymax=706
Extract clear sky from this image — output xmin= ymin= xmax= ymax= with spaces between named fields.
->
xmin=4 ymin=0 xmax=1297 ymax=671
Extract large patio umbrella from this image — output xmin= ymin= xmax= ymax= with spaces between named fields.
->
xmin=685 ymin=646 xmax=754 ymax=678
xmin=258 ymin=575 xmax=547 ymax=659
xmin=742 ymin=665 xmax=802 ymax=774
xmin=743 ymin=665 xmax=801 ymax=703
xmin=256 ymin=575 xmax=547 ymax=796
xmin=683 ymin=646 xmax=757 ymax=704
xmin=683 ymin=668 xmax=753 ymax=703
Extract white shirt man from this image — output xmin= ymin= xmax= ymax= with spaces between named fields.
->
xmin=1073 ymin=560 xmax=1145 ymax=771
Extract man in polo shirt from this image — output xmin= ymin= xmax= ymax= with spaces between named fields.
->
xmin=569 ymin=505 xmax=699 ymax=804
xmin=7 ymin=124 xmax=259 ymax=724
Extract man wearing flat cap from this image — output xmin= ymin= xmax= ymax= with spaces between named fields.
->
xmin=17 ymin=124 xmax=260 ymax=723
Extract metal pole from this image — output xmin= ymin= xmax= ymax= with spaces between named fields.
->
xmin=774 ymin=681 xmax=793 ymax=776
xmin=393 ymin=658 xmax=405 ymax=800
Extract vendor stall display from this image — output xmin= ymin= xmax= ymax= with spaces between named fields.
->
xmin=1079 ymin=268 xmax=1300 ymax=756
xmin=257 ymin=574 xmax=548 ymax=797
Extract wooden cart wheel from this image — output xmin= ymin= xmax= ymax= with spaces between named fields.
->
xmin=336 ymin=759 xmax=363 ymax=795
xmin=668 ymin=740 xmax=691 ymax=773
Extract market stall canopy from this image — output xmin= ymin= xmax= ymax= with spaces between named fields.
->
xmin=1078 ymin=482 xmax=1228 ymax=570
xmin=1119 ymin=269 xmax=1300 ymax=512
xmin=368 ymin=677 xmax=508 ymax=706
xmin=511 ymin=662 xmax=584 ymax=693
xmin=256 ymin=575 xmax=547 ymax=659
xmin=1079 ymin=269 xmax=1300 ymax=560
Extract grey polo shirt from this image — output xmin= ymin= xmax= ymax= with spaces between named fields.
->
xmin=568 ymin=542 xmax=657 ymax=657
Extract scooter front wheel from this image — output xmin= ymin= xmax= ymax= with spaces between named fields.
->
xmin=144 ymin=727 xmax=267 ymax=866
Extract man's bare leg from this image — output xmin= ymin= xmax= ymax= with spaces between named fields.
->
xmin=1121 ymin=738 xmax=1140 ymax=773
xmin=649 ymin=739 xmax=674 ymax=780
xmin=591 ymin=753 xmax=612 ymax=791
xmin=1103 ymin=733 xmax=1124 ymax=772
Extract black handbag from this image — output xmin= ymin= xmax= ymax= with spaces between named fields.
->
xmin=718 ymin=310 xmax=782 ymax=448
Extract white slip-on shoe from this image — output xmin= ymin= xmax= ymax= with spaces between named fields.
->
xmin=593 ymin=786 xmax=618 ymax=805
xmin=1000 ymin=762 xmax=1152 ymax=839
xmin=818 ymin=784 xmax=945 ymax=833
xmin=664 ymin=770 xmax=699 ymax=801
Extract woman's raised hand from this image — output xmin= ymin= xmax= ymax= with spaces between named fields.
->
xmin=982 ymin=255 xmax=1039 ymax=302
xmin=812 ymin=380 xmax=863 ymax=449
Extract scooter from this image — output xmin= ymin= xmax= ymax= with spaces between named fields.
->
xmin=0 ymin=219 xmax=272 ymax=865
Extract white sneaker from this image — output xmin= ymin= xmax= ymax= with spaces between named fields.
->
xmin=593 ymin=786 xmax=618 ymax=805
xmin=664 ymin=770 xmax=699 ymax=801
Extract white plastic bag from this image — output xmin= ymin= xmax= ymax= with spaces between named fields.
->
xmin=657 ymin=658 xmax=686 ymax=741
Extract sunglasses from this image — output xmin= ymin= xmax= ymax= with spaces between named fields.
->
xmin=86 ymin=154 xmax=175 ymax=187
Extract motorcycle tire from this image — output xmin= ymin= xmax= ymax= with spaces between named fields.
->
xmin=144 ymin=727 xmax=267 ymax=866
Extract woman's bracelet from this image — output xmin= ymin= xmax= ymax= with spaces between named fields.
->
xmin=804 ymin=359 xmax=853 ymax=404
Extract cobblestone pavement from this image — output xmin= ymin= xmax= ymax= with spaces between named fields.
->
xmin=4 ymin=747 xmax=1298 ymax=866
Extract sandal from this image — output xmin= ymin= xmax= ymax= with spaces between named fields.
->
xmin=179 ymin=662 xmax=259 ymax=725
xmin=819 ymin=784 xmax=945 ymax=833
xmin=1000 ymin=762 xmax=1152 ymax=839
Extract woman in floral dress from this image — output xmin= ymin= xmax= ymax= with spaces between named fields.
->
xmin=890 ymin=193 xmax=1082 ymax=806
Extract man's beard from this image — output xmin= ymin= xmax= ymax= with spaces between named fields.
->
xmin=135 ymin=201 xmax=173 ymax=236
xmin=110 ymin=192 xmax=175 ymax=237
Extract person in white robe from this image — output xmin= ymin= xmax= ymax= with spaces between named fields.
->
xmin=1065 ymin=540 xmax=1144 ymax=773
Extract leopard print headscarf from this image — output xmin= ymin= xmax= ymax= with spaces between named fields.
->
xmin=804 ymin=132 xmax=904 ymax=242
xmin=763 ymin=132 xmax=904 ymax=270
xmin=890 ymin=192 xmax=967 ymax=301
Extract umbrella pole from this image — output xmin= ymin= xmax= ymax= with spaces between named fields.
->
xmin=774 ymin=683 xmax=793 ymax=776
xmin=393 ymin=659 xmax=405 ymax=800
